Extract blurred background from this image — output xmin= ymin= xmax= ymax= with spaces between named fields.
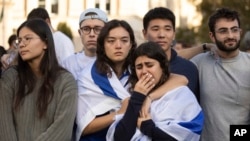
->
xmin=0 ymin=0 xmax=249 ymax=52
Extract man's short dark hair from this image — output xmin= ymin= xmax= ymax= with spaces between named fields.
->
xmin=143 ymin=7 xmax=175 ymax=30
xmin=8 ymin=34 xmax=17 ymax=46
xmin=27 ymin=7 xmax=50 ymax=20
xmin=208 ymin=7 xmax=240 ymax=33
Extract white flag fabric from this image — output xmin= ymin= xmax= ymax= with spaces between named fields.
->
xmin=76 ymin=61 xmax=130 ymax=141
xmin=107 ymin=86 xmax=203 ymax=141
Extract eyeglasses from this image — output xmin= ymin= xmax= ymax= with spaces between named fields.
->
xmin=215 ymin=27 xmax=241 ymax=35
xmin=80 ymin=26 xmax=103 ymax=35
xmin=16 ymin=36 xmax=40 ymax=46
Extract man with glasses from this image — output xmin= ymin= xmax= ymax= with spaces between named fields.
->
xmin=62 ymin=8 xmax=108 ymax=79
xmin=190 ymin=8 xmax=250 ymax=141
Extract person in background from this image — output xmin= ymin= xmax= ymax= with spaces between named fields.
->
xmin=0 ymin=18 xmax=77 ymax=141
xmin=27 ymin=7 xmax=75 ymax=65
xmin=7 ymin=34 xmax=17 ymax=51
xmin=1 ymin=34 xmax=18 ymax=71
xmin=62 ymin=8 xmax=108 ymax=79
xmin=0 ymin=45 xmax=7 ymax=74
xmin=0 ymin=46 xmax=6 ymax=59
xmin=76 ymin=19 xmax=188 ymax=141
xmin=107 ymin=41 xmax=203 ymax=141
xmin=7 ymin=34 xmax=18 ymax=67
xmin=241 ymin=31 xmax=250 ymax=53
xmin=142 ymin=7 xmax=200 ymax=102
xmin=190 ymin=7 xmax=250 ymax=141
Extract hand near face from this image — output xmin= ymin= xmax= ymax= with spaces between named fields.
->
xmin=133 ymin=73 xmax=155 ymax=95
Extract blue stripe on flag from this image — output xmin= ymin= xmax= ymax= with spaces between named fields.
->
xmin=91 ymin=62 xmax=121 ymax=100
xmin=178 ymin=111 xmax=204 ymax=134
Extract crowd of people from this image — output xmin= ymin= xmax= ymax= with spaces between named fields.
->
xmin=0 ymin=6 xmax=250 ymax=141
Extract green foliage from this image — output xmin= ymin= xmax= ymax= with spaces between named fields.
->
xmin=195 ymin=0 xmax=250 ymax=43
xmin=57 ymin=22 xmax=73 ymax=40
xmin=175 ymin=27 xmax=198 ymax=45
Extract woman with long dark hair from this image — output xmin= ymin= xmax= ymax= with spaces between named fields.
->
xmin=0 ymin=18 xmax=77 ymax=141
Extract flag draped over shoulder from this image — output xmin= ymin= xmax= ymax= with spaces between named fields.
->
xmin=107 ymin=86 xmax=204 ymax=141
xmin=76 ymin=61 xmax=131 ymax=141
